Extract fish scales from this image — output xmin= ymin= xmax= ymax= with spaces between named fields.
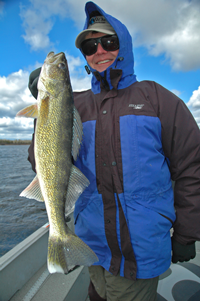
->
xmin=16 ymin=51 xmax=98 ymax=274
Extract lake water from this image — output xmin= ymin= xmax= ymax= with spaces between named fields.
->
xmin=0 ymin=145 xmax=48 ymax=257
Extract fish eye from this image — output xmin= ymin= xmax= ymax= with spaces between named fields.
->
xmin=58 ymin=63 xmax=66 ymax=69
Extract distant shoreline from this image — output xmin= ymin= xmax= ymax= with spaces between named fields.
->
xmin=0 ymin=139 xmax=31 ymax=145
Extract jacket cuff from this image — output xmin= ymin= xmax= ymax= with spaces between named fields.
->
xmin=172 ymin=231 xmax=196 ymax=245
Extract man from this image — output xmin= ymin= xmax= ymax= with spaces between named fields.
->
xmin=28 ymin=2 xmax=200 ymax=300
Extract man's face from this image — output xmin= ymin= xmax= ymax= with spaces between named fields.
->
xmin=85 ymin=32 xmax=119 ymax=73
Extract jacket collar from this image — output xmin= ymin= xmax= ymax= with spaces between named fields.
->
xmin=93 ymin=68 xmax=122 ymax=92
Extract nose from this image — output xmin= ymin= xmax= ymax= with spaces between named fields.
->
xmin=96 ymin=42 xmax=107 ymax=54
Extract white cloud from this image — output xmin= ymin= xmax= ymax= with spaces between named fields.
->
xmin=0 ymin=53 xmax=90 ymax=139
xmin=187 ymin=86 xmax=200 ymax=109
xmin=20 ymin=0 xmax=77 ymax=51
xmin=0 ymin=70 xmax=35 ymax=139
xmin=98 ymin=0 xmax=200 ymax=71
xmin=171 ymin=89 xmax=181 ymax=97
xmin=20 ymin=0 xmax=200 ymax=71
xmin=0 ymin=117 xmax=34 ymax=140
xmin=188 ymin=109 xmax=200 ymax=128
xmin=71 ymin=75 xmax=91 ymax=92
xmin=0 ymin=70 xmax=33 ymax=118
xmin=186 ymin=86 xmax=200 ymax=128
xmin=65 ymin=52 xmax=91 ymax=91
xmin=20 ymin=5 xmax=53 ymax=51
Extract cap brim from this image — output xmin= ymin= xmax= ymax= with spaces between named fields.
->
xmin=75 ymin=28 xmax=116 ymax=49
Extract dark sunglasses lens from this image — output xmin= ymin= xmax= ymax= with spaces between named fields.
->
xmin=102 ymin=36 xmax=119 ymax=51
xmin=81 ymin=39 xmax=97 ymax=56
xmin=81 ymin=35 xmax=119 ymax=56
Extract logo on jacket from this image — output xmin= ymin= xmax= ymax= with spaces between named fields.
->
xmin=129 ymin=104 xmax=144 ymax=109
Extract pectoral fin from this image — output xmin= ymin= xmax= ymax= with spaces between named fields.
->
xmin=16 ymin=104 xmax=38 ymax=118
xmin=20 ymin=175 xmax=44 ymax=202
xmin=65 ymin=165 xmax=90 ymax=215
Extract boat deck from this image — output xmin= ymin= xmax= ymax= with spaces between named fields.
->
xmin=9 ymin=264 xmax=90 ymax=301
xmin=0 ymin=216 xmax=199 ymax=301
xmin=5 ymin=243 xmax=200 ymax=301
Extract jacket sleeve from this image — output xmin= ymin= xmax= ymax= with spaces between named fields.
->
xmin=151 ymin=82 xmax=200 ymax=245
xmin=28 ymin=119 xmax=37 ymax=173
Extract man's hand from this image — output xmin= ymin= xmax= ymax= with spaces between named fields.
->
xmin=28 ymin=67 xmax=41 ymax=99
xmin=172 ymin=237 xmax=196 ymax=263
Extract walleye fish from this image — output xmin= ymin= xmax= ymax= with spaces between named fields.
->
xmin=16 ymin=51 xmax=98 ymax=274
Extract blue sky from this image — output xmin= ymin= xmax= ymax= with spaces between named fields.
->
xmin=0 ymin=0 xmax=200 ymax=140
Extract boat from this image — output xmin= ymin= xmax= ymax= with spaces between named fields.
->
xmin=0 ymin=213 xmax=200 ymax=301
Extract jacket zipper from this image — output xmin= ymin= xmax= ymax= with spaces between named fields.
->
xmin=159 ymin=213 xmax=174 ymax=225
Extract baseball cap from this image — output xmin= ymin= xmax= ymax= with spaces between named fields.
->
xmin=75 ymin=16 xmax=116 ymax=49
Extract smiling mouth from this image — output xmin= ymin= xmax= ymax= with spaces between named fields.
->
xmin=97 ymin=59 xmax=112 ymax=65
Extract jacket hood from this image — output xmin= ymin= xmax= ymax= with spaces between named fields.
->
xmin=81 ymin=1 xmax=137 ymax=94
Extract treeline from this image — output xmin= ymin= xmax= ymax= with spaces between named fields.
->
xmin=0 ymin=139 xmax=31 ymax=145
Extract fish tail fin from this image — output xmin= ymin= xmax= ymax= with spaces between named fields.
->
xmin=47 ymin=231 xmax=98 ymax=274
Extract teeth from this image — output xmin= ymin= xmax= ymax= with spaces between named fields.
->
xmin=97 ymin=60 xmax=110 ymax=65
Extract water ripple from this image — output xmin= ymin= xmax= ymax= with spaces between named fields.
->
xmin=0 ymin=145 xmax=48 ymax=257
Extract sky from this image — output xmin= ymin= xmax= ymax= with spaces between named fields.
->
xmin=0 ymin=0 xmax=200 ymax=140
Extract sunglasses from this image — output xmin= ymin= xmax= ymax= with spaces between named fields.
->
xmin=80 ymin=34 xmax=119 ymax=56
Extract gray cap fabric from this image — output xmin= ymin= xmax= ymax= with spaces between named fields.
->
xmin=75 ymin=16 xmax=116 ymax=49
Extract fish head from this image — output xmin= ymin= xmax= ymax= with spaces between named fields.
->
xmin=38 ymin=52 xmax=70 ymax=96
xmin=44 ymin=52 xmax=69 ymax=80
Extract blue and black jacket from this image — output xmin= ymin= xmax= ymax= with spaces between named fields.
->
xmin=73 ymin=2 xmax=200 ymax=280
xmin=28 ymin=1 xmax=200 ymax=280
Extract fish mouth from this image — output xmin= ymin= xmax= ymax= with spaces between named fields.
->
xmin=46 ymin=52 xmax=67 ymax=65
